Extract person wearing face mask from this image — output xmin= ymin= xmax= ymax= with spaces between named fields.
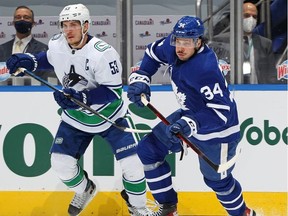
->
xmin=0 ymin=5 xmax=57 ymax=85
xmin=242 ymin=2 xmax=278 ymax=84
xmin=209 ymin=2 xmax=279 ymax=84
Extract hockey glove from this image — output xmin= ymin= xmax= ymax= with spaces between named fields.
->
xmin=53 ymin=88 xmax=90 ymax=110
xmin=127 ymin=70 xmax=151 ymax=107
xmin=166 ymin=117 xmax=197 ymax=143
xmin=6 ymin=53 xmax=38 ymax=76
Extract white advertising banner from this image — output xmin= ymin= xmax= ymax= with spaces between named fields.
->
xmin=0 ymin=15 xmax=186 ymax=84
xmin=0 ymin=16 xmax=117 ymax=49
xmin=0 ymin=89 xmax=287 ymax=192
xmin=132 ymin=15 xmax=183 ymax=84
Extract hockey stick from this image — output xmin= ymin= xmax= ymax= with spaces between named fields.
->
xmin=15 ymin=68 xmax=152 ymax=134
xmin=140 ymin=94 xmax=240 ymax=173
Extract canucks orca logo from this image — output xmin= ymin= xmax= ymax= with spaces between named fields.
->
xmin=62 ymin=65 xmax=88 ymax=88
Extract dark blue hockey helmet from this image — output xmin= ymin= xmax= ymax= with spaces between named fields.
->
xmin=172 ymin=16 xmax=204 ymax=39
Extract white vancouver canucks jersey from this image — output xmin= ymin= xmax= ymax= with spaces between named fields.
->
xmin=46 ymin=34 xmax=126 ymax=133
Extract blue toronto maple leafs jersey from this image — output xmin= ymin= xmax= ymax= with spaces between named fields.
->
xmin=140 ymin=34 xmax=240 ymax=144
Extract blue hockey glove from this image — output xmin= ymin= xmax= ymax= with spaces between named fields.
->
xmin=127 ymin=70 xmax=151 ymax=107
xmin=6 ymin=53 xmax=38 ymax=76
xmin=166 ymin=118 xmax=197 ymax=143
xmin=53 ymin=88 xmax=90 ymax=110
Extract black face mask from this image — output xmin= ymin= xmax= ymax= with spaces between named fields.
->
xmin=14 ymin=20 xmax=33 ymax=34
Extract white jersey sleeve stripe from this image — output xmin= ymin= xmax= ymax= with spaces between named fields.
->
xmin=206 ymin=103 xmax=230 ymax=111
xmin=193 ymin=124 xmax=240 ymax=141
xmin=147 ymin=42 xmax=166 ymax=64
xmin=211 ymin=108 xmax=228 ymax=123
xmin=145 ymin=48 xmax=152 ymax=58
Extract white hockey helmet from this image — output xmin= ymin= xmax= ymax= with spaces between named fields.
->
xmin=59 ymin=3 xmax=91 ymax=25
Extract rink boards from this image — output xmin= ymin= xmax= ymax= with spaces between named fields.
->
xmin=0 ymin=85 xmax=287 ymax=215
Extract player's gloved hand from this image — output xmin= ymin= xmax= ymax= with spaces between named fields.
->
xmin=127 ymin=70 xmax=151 ymax=107
xmin=166 ymin=118 xmax=197 ymax=143
xmin=6 ymin=53 xmax=38 ymax=76
xmin=53 ymin=88 xmax=90 ymax=110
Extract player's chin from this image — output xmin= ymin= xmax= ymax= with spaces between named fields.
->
xmin=177 ymin=55 xmax=188 ymax=61
xmin=66 ymin=37 xmax=77 ymax=44
xmin=69 ymin=40 xmax=80 ymax=47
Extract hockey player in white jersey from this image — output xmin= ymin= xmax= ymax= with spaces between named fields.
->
xmin=6 ymin=4 xmax=153 ymax=216
xmin=127 ymin=16 xmax=257 ymax=216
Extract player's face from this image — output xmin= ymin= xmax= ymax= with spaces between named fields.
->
xmin=175 ymin=38 xmax=196 ymax=61
xmin=62 ymin=21 xmax=83 ymax=46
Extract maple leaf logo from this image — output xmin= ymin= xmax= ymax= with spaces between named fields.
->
xmin=171 ymin=80 xmax=188 ymax=110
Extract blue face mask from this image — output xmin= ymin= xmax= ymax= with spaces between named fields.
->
xmin=14 ymin=20 xmax=33 ymax=34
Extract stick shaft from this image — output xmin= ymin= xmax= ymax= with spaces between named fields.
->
xmin=144 ymin=99 xmax=218 ymax=171
xmin=141 ymin=94 xmax=239 ymax=173
xmin=25 ymin=69 xmax=59 ymax=91
xmin=22 ymin=69 xmax=151 ymax=133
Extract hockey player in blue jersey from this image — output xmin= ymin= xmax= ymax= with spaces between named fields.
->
xmin=127 ymin=16 xmax=257 ymax=216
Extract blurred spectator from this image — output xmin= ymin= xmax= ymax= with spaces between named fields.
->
xmin=210 ymin=2 xmax=281 ymax=84
xmin=252 ymin=0 xmax=287 ymax=64
xmin=0 ymin=5 xmax=57 ymax=85
xmin=213 ymin=0 xmax=287 ymax=61
xmin=242 ymin=2 xmax=277 ymax=83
